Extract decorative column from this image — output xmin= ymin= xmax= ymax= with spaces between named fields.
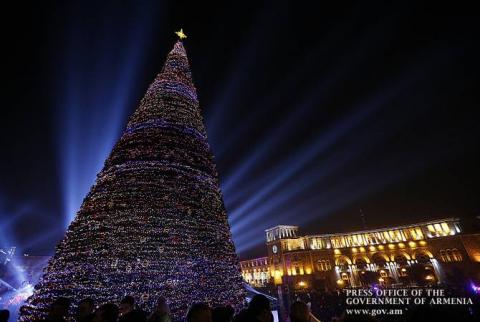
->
xmin=387 ymin=262 xmax=400 ymax=283
xmin=349 ymin=265 xmax=359 ymax=287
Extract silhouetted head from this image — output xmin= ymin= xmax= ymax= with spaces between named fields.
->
xmin=77 ymin=298 xmax=95 ymax=318
xmin=93 ymin=303 xmax=119 ymax=322
xmin=290 ymin=301 xmax=310 ymax=322
xmin=212 ymin=305 xmax=234 ymax=322
xmin=49 ymin=297 xmax=71 ymax=319
xmin=248 ymin=295 xmax=271 ymax=322
xmin=155 ymin=296 xmax=170 ymax=315
xmin=119 ymin=295 xmax=135 ymax=316
xmin=187 ymin=302 xmax=212 ymax=322
xmin=0 ymin=310 xmax=10 ymax=322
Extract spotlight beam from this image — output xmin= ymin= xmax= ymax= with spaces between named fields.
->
xmin=57 ymin=4 xmax=160 ymax=227
xmin=233 ymin=130 xmax=454 ymax=249
xmin=207 ymin=7 xmax=276 ymax=142
xmin=229 ymin=76 xmax=409 ymax=228
xmin=0 ymin=278 xmax=16 ymax=291
xmin=221 ymin=12 xmax=407 ymax=196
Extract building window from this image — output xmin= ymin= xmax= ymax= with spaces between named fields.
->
xmin=440 ymin=249 xmax=463 ymax=262
xmin=441 ymin=222 xmax=450 ymax=233
xmin=441 ymin=249 xmax=463 ymax=262
xmin=355 ymin=259 xmax=368 ymax=270
xmin=416 ymin=253 xmax=431 ymax=264
xmin=427 ymin=222 xmax=452 ymax=237
xmin=440 ymin=250 xmax=449 ymax=262
xmin=452 ymin=249 xmax=463 ymax=262
xmin=399 ymin=267 xmax=408 ymax=277
xmin=372 ymin=254 xmax=387 ymax=268
xmin=317 ymin=259 xmax=332 ymax=271
xmin=446 ymin=249 xmax=453 ymax=262
xmin=394 ymin=255 xmax=408 ymax=267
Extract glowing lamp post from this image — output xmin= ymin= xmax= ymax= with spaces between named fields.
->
xmin=274 ymin=269 xmax=283 ymax=285
xmin=378 ymin=277 xmax=385 ymax=286
xmin=425 ymin=275 xmax=435 ymax=283
xmin=274 ymin=270 xmax=286 ymax=322
xmin=298 ymin=281 xmax=307 ymax=288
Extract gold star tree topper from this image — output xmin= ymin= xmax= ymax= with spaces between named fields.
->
xmin=175 ymin=28 xmax=187 ymax=40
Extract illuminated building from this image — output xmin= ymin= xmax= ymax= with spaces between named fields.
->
xmin=240 ymin=218 xmax=480 ymax=289
xmin=240 ymin=257 xmax=269 ymax=287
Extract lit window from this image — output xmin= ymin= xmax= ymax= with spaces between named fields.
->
xmin=441 ymin=222 xmax=450 ymax=233
xmin=388 ymin=231 xmax=396 ymax=240
xmin=409 ymin=228 xmax=417 ymax=239
xmin=452 ymin=249 xmax=463 ymax=262
xmin=382 ymin=231 xmax=388 ymax=239
xmin=440 ymin=250 xmax=448 ymax=262
xmin=396 ymin=230 xmax=403 ymax=241
xmin=446 ymin=250 xmax=453 ymax=262
xmin=416 ymin=228 xmax=424 ymax=239
xmin=454 ymin=223 xmax=461 ymax=233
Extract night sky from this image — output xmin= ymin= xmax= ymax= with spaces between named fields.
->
xmin=0 ymin=1 xmax=478 ymax=259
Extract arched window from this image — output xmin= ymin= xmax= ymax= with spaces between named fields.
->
xmin=337 ymin=258 xmax=350 ymax=272
xmin=446 ymin=249 xmax=453 ymax=262
xmin=355 ymin=258 xmax=368 ymax=270
xmin=394 ymin=254 xmax=409 ymax=268
xmin=440 ymin=250 xmax=448 ymax=262
xmin=416 ymin=253 xmax=431 ymax=264
xmin=372 ymin=254 xmax=387 ymax=268
xmin=452 ymin=249 xmax=463 ymax=262
xmin=317 ymin=259 xmax=332 ymax=271
xmin=325 ymin=260 xmax=332 ymax=270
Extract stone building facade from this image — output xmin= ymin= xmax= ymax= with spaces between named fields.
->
xmin=240 ymin=218 xmax=480 ymax=290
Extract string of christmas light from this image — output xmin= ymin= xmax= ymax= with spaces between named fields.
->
xmin=19 ymin=40 xmax=246 ymax=321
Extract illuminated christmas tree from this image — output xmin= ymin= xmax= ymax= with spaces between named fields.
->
xmin=20 ymin=35 xmax=246 ymax=321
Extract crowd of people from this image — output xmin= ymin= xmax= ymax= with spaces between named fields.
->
xmin=288 ymin=287 xmax=480 ymax=322
xmin=0 ymin=294 xmax=317 ymax=322
xmin=1 ymin=288 xmax=479 ymax=322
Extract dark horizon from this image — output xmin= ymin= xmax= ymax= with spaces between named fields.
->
xmin=0 ymin=0 xmax=479 ymax=260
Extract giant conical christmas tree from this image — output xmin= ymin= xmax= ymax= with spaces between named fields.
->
xmin=20 ymin=39 xmax=246 ymax=321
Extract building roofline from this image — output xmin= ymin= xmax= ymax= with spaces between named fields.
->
xmin=304 ymin=217 xmax=460 ymax=238
xmin=264 ymin=225 xmax=299 ymax=232
xmin=266 ymin=217 xmax=460 ymax=239
xmin=239 ymin=256 xmax=268 ymax=262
